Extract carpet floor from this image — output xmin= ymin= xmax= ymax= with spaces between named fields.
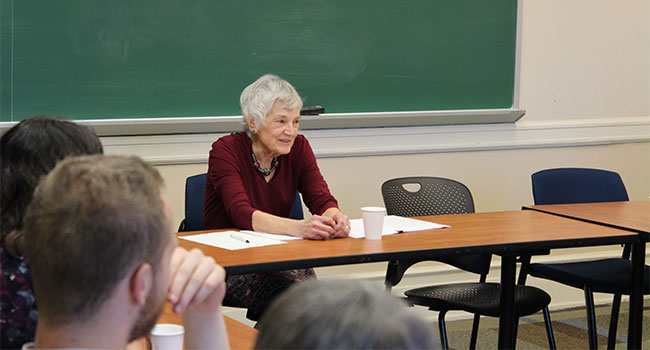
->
xmin=442 ymin=301 xmax=650 ymax=349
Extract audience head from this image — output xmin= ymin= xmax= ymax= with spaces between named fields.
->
xmin=23 ymin=155 xmax=175 ymax=341
xmin=0 ymin=116 xmax=103 ymax=257
xmin=254 ymin=279 xmax=439 ymax=349
xmin=240 ymin=74 xmax=303 ymax=135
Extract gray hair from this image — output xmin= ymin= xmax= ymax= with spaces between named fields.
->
xmin=254 ymin=279 xmax=440 ymax=349
xmin=240 ymin=74 xmax=303 ymax=135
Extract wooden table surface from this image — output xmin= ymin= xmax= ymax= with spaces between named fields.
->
xmin=523 ymin=200 xmax=649 ymax=349
xmin=176 ymin=209 xmax=641 ymax=349
xmin=523 ymin=200 xmax=650 ymax=235
xmin=178 ymin=210 xmax=638 ymax=275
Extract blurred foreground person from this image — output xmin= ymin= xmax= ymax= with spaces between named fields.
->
xmin=0 ymin=117 xmax=103 ymax=348
xmin=255 ymin=279 xmax=440 ymax=349
xmin=23 ymin=155 xmax=228 ymax=349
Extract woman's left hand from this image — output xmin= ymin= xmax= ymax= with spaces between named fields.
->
xmin=328 ymin=210 xmax=350 ymax=238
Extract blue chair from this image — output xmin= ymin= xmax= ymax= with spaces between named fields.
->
xmin=178 ymin=173 xmax=304 ymax=232
xmin=532 ymin=168 xmax=629 ymax=205
xmin=526 ymin=168 xmax=649 ymax=349
xmin=178 ymin=173 xmax=208 ymax=232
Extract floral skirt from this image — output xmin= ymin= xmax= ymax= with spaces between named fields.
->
xmin=225 ymin=268 xmax=315 ymax=321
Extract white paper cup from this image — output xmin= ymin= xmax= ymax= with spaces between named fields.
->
xmin=150 ymin=324 xmax=184 ymax=350
xmin=361 ymin=206 xmax=387 ymax=240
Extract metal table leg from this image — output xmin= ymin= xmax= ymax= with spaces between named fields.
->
xmin=499 ymin=255 xmax=516 ymax=349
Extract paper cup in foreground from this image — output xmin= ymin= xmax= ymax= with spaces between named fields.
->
xmin=361 ymin=206 xmax=386 ymax=240
xmin=150 ymin=323 xmax=184 ymax=350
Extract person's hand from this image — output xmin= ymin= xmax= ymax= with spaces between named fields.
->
xmin=295 ymin=215 xmax=336 ymax=240
xmin=330 ymin=211 xmax=350 ymax=238
xmin=167 ymin=247 xmax=226 ymax=315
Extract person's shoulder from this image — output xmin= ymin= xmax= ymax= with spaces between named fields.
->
xmin=1 ymin=248 xmax=28 ymax=274
xmin=212 ymin=132 xmax=247 ymax=146
xmin=294 ymin=134 xmax=307 ymax=143
xmin=211 ymin=132 xmax=248 ymax=152
xmin=292 ymin=134 xmax=310 ymax=151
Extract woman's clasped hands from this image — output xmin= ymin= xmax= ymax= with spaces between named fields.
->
xmin=297 ymin=209 xmax=350 ymax=240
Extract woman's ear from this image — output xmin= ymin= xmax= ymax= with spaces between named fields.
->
xmin=129 ymin=263 xmax=153 ymax=306
xmin=246 ymin=116 xmax=256 ymax=134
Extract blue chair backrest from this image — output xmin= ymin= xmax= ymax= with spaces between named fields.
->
xmin=183 ymin=173 xmax=208 ymax=232
xmin=531 ymin=168 xmax=629 ymax=205
xmin=180 ymin=173 xmax=303 ymax=231
xmin=290 ymin=192 xmax=304 ymax=220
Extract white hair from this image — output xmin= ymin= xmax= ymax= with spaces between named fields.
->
xmin=255 ymin=279 xmax=440 ymax=349
xmin=240 ymin=74 xmax=303 ymax=135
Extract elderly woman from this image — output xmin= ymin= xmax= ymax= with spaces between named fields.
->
xmin=204 ymin=74 xmax=350 ymax=320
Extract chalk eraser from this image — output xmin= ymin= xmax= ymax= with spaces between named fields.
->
xmin=300 ymin=105 xmax=325 ymax=115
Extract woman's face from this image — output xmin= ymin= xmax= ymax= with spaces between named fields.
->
xmin=252 ymin=101 xmax=300 ymax=157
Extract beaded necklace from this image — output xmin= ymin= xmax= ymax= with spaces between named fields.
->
xmin=251 ymin=152 xmax=278 ymax=176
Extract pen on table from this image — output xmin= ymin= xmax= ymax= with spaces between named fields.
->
xmin=231 ymin=233 xmax=250 ymax=243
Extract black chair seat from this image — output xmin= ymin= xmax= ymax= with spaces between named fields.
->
xmin=529 ymin=258 xmax=650 ymax=295
xmin=405 ymin=282 xmax=551 ymax=318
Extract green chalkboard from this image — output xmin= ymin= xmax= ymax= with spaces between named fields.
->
xmin=0 ymin=0 xmax=517 ymax=122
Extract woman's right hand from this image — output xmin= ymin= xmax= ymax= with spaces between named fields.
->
xmin=295 ymin=215 xmax=336 ymax=240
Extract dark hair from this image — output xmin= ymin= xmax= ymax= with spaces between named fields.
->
xmin=0 ymin=116 xmax=103 ymax=257
xmin=255 ymin=279 xmax=440 ymax=349
xmin=23 ymin=155 xmax=170 ymax=325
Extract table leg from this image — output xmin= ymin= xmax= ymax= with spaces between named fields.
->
xmin=498 ymin=255 xmax=516 ymax=349
xmin=627 ymin=240 xmax=646 ymax=349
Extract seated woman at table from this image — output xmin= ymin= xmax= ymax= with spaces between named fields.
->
xmin=0 ymin=117 xmax=104 ymax=348
xmin=204 ymin=74 xmax=350 ymax=320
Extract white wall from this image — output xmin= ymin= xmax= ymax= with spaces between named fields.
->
xmin=149 ymin=142 xmax=649 ymax=224
xmin=103 ymin=0 xmax=650 ymax=322
xmin=518 ymin=0 xmax=649 ymax=122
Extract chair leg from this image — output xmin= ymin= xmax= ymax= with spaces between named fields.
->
xmin=607 ymin=293 xmax=622 ymax=350
xmin=465 ymin=273 xmax=488 ymax=349
xmin=605 ymin=245 xmax=631 ymax=349
xmin=384 ymin=261 xmax=397 ymax=292
xmin=469 ymin=313 xmax=480 ymax=350
xmin=584 ymin=287 xmax=598 ymax=350
xmin=517 ymin=255 xmax=532 ymax=285
xmin=512 ymin=317 xmax=519 ymax=349
xmin=542 ymin=306 xmax=557 ymax=350
xmin=438 ymin=309 xmax=449 ymax=350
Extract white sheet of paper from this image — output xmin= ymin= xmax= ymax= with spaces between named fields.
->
xmin=348 ymin=215 xmax=450 ymax=238
xmin=241 ymin=230 xmax=303 ymax=241
xmin=179 ymin=230 xmax=287 ymax=250
xmin=384 ymin=215 xmax=450 ymax=231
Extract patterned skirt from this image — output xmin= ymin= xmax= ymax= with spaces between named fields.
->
xmin=225 ymin=268 xmax=315 ymax=321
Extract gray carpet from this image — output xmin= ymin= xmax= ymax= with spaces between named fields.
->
xmin=441 ymin=301 xmax=650 ymax=349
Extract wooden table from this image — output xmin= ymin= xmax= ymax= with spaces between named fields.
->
xmin=523 ymin=201 xmax=649 ymax=349
xmin=523 ymin=201 xmax=650 ymax=234
xmin=132 ymin=303 xmax=257 ymax=350
xmin=178 ymin=210 xmax=640 ymax=349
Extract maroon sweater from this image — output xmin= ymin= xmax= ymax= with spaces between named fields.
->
xmin=204 ymin=132 xmax=339 ymax=230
